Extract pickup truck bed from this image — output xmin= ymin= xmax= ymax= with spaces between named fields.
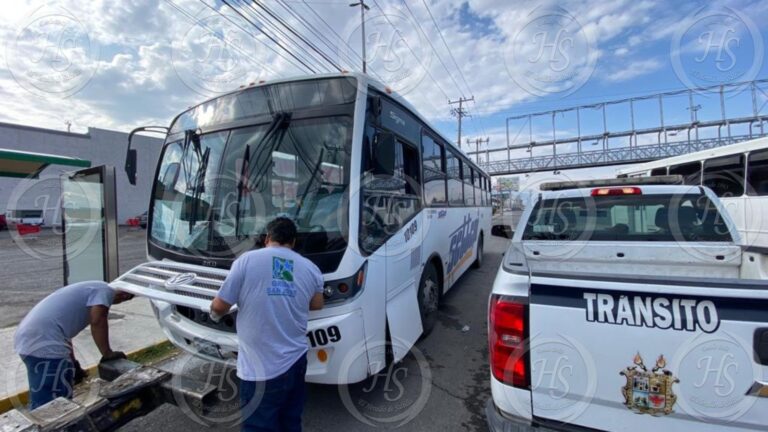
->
xmin=487 ymin=180 xmax=768 ymax=432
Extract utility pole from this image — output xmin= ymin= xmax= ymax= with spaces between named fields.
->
xmin=349 ymin=1 xmax=370 ymax=74
xmin=466 ymin=137 xmax=489 ymax=164
xmin=449 ymin=96 xmax=473 ymax=149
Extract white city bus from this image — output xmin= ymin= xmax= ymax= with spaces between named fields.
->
xmin=617 ymin=136 xmax=768 ymax=250
xmin=111 ymin=73 xmax=492 ymax=384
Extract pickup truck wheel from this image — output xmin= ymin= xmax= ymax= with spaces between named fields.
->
xmin=418 ymin=264 xmax=440 ymax=337
xmin=472 ymin=234 xmax=484 ymax=269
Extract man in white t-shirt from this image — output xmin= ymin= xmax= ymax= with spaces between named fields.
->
xmin=210 ymin=217 xmax=324 ymax=432
xmin=14 ymin=281 xmax=134 ymax=409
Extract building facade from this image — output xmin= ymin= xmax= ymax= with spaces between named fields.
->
xmin=0 ymin=122 xmax=163 ymax=226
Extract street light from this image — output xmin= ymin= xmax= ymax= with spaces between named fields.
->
xmin=350 ymin=1 xmax=371 ymax=74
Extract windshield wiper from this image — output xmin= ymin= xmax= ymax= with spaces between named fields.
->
xmin=294 ymin=147 xmax=325 ymax=220
xmin=188 ymin=147 xmax=211 ymax=234
xmin=235 ymin=112 xmax=292 ymax=239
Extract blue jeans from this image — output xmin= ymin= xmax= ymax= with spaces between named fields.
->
xmin=21 ymin=355 xmax=74 ymax=410
xmin=239 ymin=355 xmax=307 ymax=432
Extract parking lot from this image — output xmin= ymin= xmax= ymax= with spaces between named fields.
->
xmin=0 ymin=227 xmax=147 ymax=328
xmin=117 ymin=234 xmax=508 ymax=432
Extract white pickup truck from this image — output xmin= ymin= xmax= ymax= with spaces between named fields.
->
xmin=485 ymin=176 xmax=768 ymax=432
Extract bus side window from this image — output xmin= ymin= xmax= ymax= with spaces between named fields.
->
xmin=670 ymin=161 xmax=702 ymax=185
xmin=421 ymin=134 xmax=447 ymax=206
xmin=650 ymin=167 xmax=667 ymax=176
xmin=703 ymin=154 xmax=745 ymax=197
xmin=464 ymin=166 xmax=475 ymax=206
xmin=446 ymin=151 xmax=463 ymax=205
xmin=747 ymin=149 xmax=768 ymax=196
xmin=360 ymin=130 xmax=422 ymax=253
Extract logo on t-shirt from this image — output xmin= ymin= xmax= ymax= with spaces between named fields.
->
xmin=269 ymin=256 xmax=296 ymax=297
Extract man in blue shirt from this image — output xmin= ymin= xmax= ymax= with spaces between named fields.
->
xmin=14 ymin=281 xmax=134 ymax=409
xmin=210 ymin=217 xmax=324 ymax=432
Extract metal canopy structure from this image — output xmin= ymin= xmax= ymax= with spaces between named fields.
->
xmin=0 ymin=148 xmax=91 ymax=178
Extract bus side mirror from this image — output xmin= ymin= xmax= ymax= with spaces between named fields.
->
xmin=125 ymin=149 xmax=137 ymax=185
xmin=492 ymin=224 xmax=514 ymax=239
xmin=369 ymin=95 xmax=382 ymax=117
xmin=373 ymin=133 xmax=395 ymax=176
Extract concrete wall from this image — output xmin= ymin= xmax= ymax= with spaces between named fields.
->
xmin=0 ymin=122 xmax=163 ymax=225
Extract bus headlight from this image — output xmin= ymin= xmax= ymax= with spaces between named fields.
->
xmin=323 ymin=262 xmax=367 ymax=305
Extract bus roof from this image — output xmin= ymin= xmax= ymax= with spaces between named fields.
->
xmin=618 ymin=135 xmax=768 ymax=175
xmin=171 ymin=72 xmax=487 ymax=177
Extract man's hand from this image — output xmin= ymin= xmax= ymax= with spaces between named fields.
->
xmin=73 ymin=360 xmax=88 ymax=384
xmin=209 ymin=310 xmax=224 ymax=323
xmin=310 ymin=292 xmax=324 ymax=311
xmin=210 ymin=297 xmax=232 ymax=323
xmin=100 ymin=351 xmax=127 ymax=363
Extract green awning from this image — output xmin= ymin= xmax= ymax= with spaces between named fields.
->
xmin=0 ymin=149 xmax=91 ymax=178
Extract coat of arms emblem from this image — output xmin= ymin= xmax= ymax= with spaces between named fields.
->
xmin=620 ymin=353 xmax=679 ymax=415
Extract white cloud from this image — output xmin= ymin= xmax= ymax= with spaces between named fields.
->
xmin=603 ymin=58 xmax=663 ymax=82
xmin=0 ymin=0 xmax=765 ymax=141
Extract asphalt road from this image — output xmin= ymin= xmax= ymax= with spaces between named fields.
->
xmin=118 ymin=234 xmax=509 ymax=432
xmin=0 ymin=227 xmax=147 ymax=328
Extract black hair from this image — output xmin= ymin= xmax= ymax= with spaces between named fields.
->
xmin=266 ymin=217 xmax=297 ymax=245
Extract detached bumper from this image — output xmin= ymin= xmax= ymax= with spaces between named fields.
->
xmin=485 ymin=399 xmax=560 ymax=432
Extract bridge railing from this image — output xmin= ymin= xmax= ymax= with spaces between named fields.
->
xmin=480 ymin=134 xmax=765 ymax=175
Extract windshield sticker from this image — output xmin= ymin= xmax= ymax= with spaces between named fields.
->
xmin=621 ymin=353 xmax=679 ymax=416
xmin=583 ymin=292 xmax=719 ymax=333
xmin=269 ymin=257 xmax=296 ymax=297
xmin=448 ymin=214 xmax=479 ymax=274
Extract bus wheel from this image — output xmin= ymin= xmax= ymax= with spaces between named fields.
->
xmin=418 ymin=264 xmax=440 ymax=337
xmin=472 ymin=234 xmax=484 ymax=269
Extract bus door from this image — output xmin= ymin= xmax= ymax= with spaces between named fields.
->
xmin=383 ymin=138 xmax=424 ymax=362
xmin=60 ymin=165 xmax=119 ymax=284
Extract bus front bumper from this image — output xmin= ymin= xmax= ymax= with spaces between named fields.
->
xmin=150 ymin=300 xmax=370 ymax=385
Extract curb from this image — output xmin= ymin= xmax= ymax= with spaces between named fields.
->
xmin=0 ymin=340 xmax=172 ymax=414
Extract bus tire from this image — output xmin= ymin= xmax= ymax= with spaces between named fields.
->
xmin=418 ymin=263 xmax=440 ymax=338
xmin=472 ymin=233 xmax=484 ymax=269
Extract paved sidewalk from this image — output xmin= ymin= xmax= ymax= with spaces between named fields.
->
xmin=0 ymin=298 xmax=167 ymax=400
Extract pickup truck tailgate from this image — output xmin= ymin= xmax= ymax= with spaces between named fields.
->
xmin=528 ymin=273 xmax=768 ymax=431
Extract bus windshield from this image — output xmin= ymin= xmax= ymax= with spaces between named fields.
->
xmin=149 ymin=78 xmax=356 ymax=267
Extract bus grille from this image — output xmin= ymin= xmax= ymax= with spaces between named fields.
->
xmin=117 ymin=261 xmax=227 ymax=301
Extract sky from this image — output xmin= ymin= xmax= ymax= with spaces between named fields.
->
xmin=1 ymin=0 xmax=767 ymax=190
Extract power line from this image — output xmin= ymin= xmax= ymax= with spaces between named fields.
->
xmin=247 ymin=0 xmax=343 ymax=72
xmin=399 ymin=0 xmax=464 ymax=96
xmin=232 ymin=0 xmax=331 ymax=73
xmin=369 ymin=0 xmax=451 ymax=100
xmin=466 ymin=137 xmax=489 ymax=163
xmin=416 ymin=0 xmax=489 ymax=142
xmin=297 ymin=0 xmax=387 ymax=82
xmin=219 ymin=0 xmax=319 ymax=73
xmin=450 ymin=96 xmax=473 ymax=148
xmin=164 ymin=0 xmax=282 ymax=75
xmin=420 ymin=0 xmax=472 ymax=96
xmin=278 ymin=0 xmax=368 ymax=75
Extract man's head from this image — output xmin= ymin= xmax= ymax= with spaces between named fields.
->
xmin=266 ymin=217 xmax=297 ymax=247
xmin=112 ymin=290 xmax=135 ymax=305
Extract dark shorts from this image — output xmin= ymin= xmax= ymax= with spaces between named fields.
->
xmin=21 ymin=355 xmax=74 ymax=410
xmin=239 ymin=355 xmax=308 ymax=432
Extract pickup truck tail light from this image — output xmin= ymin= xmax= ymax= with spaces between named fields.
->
xmin=489 ymin=295 xmax=530 ymax=388
xmin=591 ymin=186 xmax=642 ymax=196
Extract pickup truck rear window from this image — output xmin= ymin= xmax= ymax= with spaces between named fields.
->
xmin=522 ymin=194 xmax=732 ymax=242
